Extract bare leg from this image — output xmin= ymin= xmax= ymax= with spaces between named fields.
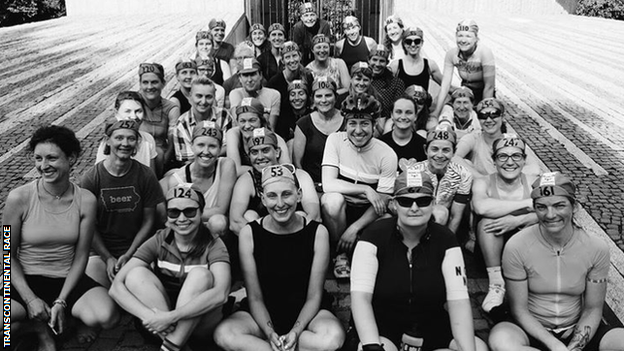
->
xmin=448 ymin=336 xmax=489 ymax=351
xmin=321 ymin=192 xmax=347 ymax=247
xmin=85 ymin=256 xmax=111 ymax=288
xmin=207 ymin=214 xmax=228 ymax=238
xmin=477 ymin=218 xmax=505 ymax=268
xmin=357 ymin=337 xmax=398 ymax=351
xmin=243 ymin=210 xmax=260 ymax=223
xmin=214 ymin=311 xmax=273 ymax=351
xmin=599 ymin=327 xmax=624 ymax=351
xmin=489 ymin=321 xmax=539 ymax=351
xmin=298 ymin=310 xmax=345 ymax=351
xmin=72 ymin=286 xmax=120 ymax=342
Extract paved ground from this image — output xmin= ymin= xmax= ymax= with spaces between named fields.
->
xmin=2 ymin=3 xmax=624 ymax=350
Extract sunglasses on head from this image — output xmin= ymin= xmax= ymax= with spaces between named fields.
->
xmin=262 ymin=163 xmax=296 ymax=177
xmin=495 ymin=153 xmax=524 ymax=162
xmin=394 ymin=196 xmax=434 ymax=208
xmin=167 ymin=207 xmax=199 ymax=219
xmin=477 ymin=111 xmax=502 ymax=120
xmin=404 ymin=38 xmax=422 ymax=46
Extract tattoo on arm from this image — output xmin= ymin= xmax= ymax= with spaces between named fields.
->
xmin=569 ymin=325 xmax=591 ymax=351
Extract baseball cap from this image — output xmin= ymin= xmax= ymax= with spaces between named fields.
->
xmin=192 ymin=120 xmax=223 ymax=144
xmin=235 ymin=97 xmax=264 ymax=116
xmin=492 ymin=133 xmax=526 ymax=154
xmin=530 ymin=172 xmax=576 ymax=200
xmin=105 ymin=119 xmax=140 ymax=137
xmin=247 ymin=127 xmax=279 ymax=149
xmin=239 ymin=58 xmax=261 ymax=74
xmin=209 ymin=18 xmax=226 ymax=30
xmin=426 ymin=124 xmax=457 ymax=145
xmin=394 ymin=168 xmax=435 ymax=196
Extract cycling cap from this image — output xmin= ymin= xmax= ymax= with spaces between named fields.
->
xmin=457 ymin=19 xmax=479 ymax=34
xmin=492 ymin=133 xmax=526 ymax=154
xmin=175 ymin=60 xmax=197 ymax=73
xmin=236 ymin=97 xmax=264 ymax=117
xmin=312 ymin=76 xmax=337 ymax=92
xmin=166 ymin=183 xmax=205 ymax=210
xmin=247 ymin=127 xmax=279 ymax=149
xmin=475 ymin=98 xmax=505 ymax=115
xmin=192 ymin=121 xmax=223 ymax=144
xmin=105 ymin=119 xmax=140 ymax=137
xmin=394 ymin=168 xmax=435 ymax=196
xmin=530 ymin=172 xmax=576 ymax=200
xmin=451 ymin=87 xmax=474 ymax=101
xmin=426 ymin=124 xmax=457 ymax=145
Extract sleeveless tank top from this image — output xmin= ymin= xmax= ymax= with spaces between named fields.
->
xmin=249 ymin=218 xmax=319 ymax=334
xmin=171 ymin=158 xmax=223 ymax=208
xmin=212 ymin=59 xmax=225 ymax=85
xmin=237 ymin=130 xmax=252 ymax=168
xmin=307 ymin=58 xmax=343 ymax=89
xmin=397 ymin=58 xmax=430 ymax=91
xmin=141 ymin=97 xmax=177 ymax=149
xmin=340 ymin=38 xmax=370 ymax=71
xmin=171 ymin=90 xmax=191 ymax=115
xmin=488 ymin=173 xmax=531 ymax=216
xmin=19 ymin=181 xmax=82 ymax=278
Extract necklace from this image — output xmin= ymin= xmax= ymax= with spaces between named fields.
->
xmin=41 ymin=181 xmax=70 ymax=200
xmin=538 ymin=225 xmax=574 ymax=254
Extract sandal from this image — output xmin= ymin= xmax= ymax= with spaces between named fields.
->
xmin=333 ymin=253 xmax=351 ymax=279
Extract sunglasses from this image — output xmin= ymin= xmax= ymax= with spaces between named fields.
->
xmin=477 ymin=111 xmax=502 ymax=120
xmin=404 ymin=38 xmax=422 ymax=46
xmin=495 ymin=153 xmax=525 ymax=162
xmin=167 ymin=207 xmax=200 ymax=219
xmin=394 ymin=196 xmax=434 ymax=208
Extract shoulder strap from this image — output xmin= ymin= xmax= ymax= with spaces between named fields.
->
xmin=185 ymin=164 xmax=192 ymax=183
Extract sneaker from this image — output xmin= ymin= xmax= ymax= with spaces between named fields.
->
xmin=333 ymin=253 xmax=351 ymax=279
xmin=482 ymin=284 xmax=505 ymax=312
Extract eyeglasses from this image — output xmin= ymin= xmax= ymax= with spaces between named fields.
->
xmin=394 ymin=196 xmax=434 ymax=208
xmin=167 ymin=207 xmax=200 ymax=219
xmin=477 ymin=111 xmax=502 ymax=120
xmin=403 ymin=38 xmax=422 ymax=46
xmin=495 ymin=153 xmax=525 ymax=162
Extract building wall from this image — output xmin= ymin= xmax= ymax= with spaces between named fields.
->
xmin=65 ymin=0 xmax=244 ymax=16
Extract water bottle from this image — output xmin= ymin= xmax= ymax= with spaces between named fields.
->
xmin=400 ymin=329 xmax=424 ymax=351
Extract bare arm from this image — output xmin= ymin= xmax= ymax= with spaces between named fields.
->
xmin=201 ymin=158 xmax=237 ymax=220
xmin=428 ymin=58 xmax=444 ymax=86
xmin=471 ymin=176 xmax=533 ymax=218
xmin=276 ymin=135 xmax=292 ymax=164
xmin=336 ymin=59 xmax=351 ymax=96
xmin=225 ymin=127 xmax=251 ymax=177
xmin=433 ymin=51 xmax=456 ymax=117
xmin=447 ymin=201 xmax=466 ymax=234
xmin=322 ymin=166 xmax=373 ymax=197
xmin=228 ymin=174 xmax=254 ymax=235
xmin=109 ymin=258 xmax=155 ymax=319
xmin=292 ymin=126 xmax=307 ymax=169
xmin=481 ymin=47 xmax=495 ymax=99
xmin=567 ymin=272 xmax=608 ymax=350
xmin=296 ymin=169 xmax=321 ymax=222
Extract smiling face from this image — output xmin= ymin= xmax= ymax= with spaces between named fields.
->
xmin=346 ymin=118 xmax=374 ymax=148
xmin=494 ymin=146 xmax=526 ymax=181
xmin=251 ymin=29 xmax=266 ymax=47
xmin=283 ymin=51 xmax=301 ymax=71
xmin=237 ymin=112 xmax=263 ymax=138
xmin=313 ymin=88 xmax=336 ymax=114
xmin=344 ymin=26 xmax=360 ymax=43
xmin=139 ymin=73 xmax=164 ymax=101
xmin=191 ymin=83 xmax=216 ymax=114
xmin=269 ymin=30 xmax=285 ymax=49
xmin=262 ymin=179 xmax=301 ymax=224
xmin=167 ymin=197 xmax=202 ymax=237
xmin=452 ymin=96 xmax=473 ymax=120
xmin=351 ymin=74 xmax=371 ymax=94
xmin=116 ymin=99 xmax=144 ymax=122
xmin=249 ymin=144 xmax=279 ymax=172
xmin=289 ymin=89 xmax=308 ymax=111
xmin=403 ymin=35 xmax=423 ymax=55
xmin=196 ymin=38 xmax=213 ymax=58
xmin=386 ymin=23 xmax=403 ymax=43
xmin=391 ymin=98 xmax=417 ymax=130
xmin=426 ymin=139 xmax=454 ymax=174
xmin=301 ymin=12 xmax=318 ymax=27
xmin=33 ymin=142 xmax=73 ymax=184
xmin=534 ymin=195 xmax=575 ymax=235
xmin=176 ymin=68 xmax=197 ymax=89
xmin=211 ymin=27 xmax=225 ymax=43
xmin=478 ymin=109 xmax=503 ymax=135
xmin=394 ymin=193 xmax=434 ymax=228
xmin=456 ymin=31 xmax=478 ymax=52
xmin=192 ymin=135 xmax=221 ymax=168
xmin=312 ymin=42 xmax=330 ymax=61
xmin=369 ymin=55 xmax=388 ymax=76
xmin=107 ymin=128 xmax=138 ymax=161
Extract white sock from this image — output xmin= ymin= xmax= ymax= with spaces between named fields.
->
xmin=486 ymin=266 xmax=504 ymax=287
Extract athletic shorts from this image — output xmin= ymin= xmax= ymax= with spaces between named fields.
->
xmin=345 ymin=202 xmax=369 ymax=227
xmin=12 ymin=274 xmax=101 ymax=311
xmin=527 ymin=321 xmax=613 ymax=351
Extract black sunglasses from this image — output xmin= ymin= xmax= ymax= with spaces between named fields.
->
xmin=404 ymin=38 xmax=422 ymax=46
xmin=394 ymin=196 xmax=434 ymax=208
xmin=167 ymin=207 xmax=200 ymax=219
xmin=477 ymin=111 xmax=502 ymax=120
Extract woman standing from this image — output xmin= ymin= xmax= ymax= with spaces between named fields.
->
xmin=379 ymin=96 xmax=427 ymax=168
xmin=138 ymin=63 xmax=180 ymax=177
xmin=293 ymin=77 xmax=345 ymax=188
xmin=215 ymin=164 xmax=345 ymax=351
xmin=433 ymin=19 xmax=495 ymax=116
xmin=383 ymin=15 xmax=405 ymax=63
xmin=389 ymin=27 xmax=443 ymax=93
xmin=350 ymin=169 xmax=487 ymax=351
xmin=6 ymin=126 xmax=118 ymax=349
xmin=111 ymin=183 xmax=231 ymax=351
xmin=248 ymin=23 xmax=270 ymax=58
xmin=193 ymin=30 xmax=232 ymax=85
xmin=489 ymin=172 xmax=624 ymax=351
xmin=306 ymin=34 xmax=350 ymax=97
xmin=257 ymin=23 xmax=286 ymax=81
xmin=369 ymin=44 xmax=405 ymax=120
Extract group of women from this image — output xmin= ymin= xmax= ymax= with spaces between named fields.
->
xmin=6 ymin=9 xmax=624 ymax=351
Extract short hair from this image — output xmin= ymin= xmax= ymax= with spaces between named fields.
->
xmin=29 ymin=125 xmax=81 ymax=158
xmin=114 ymin=91 xmax=145 ymax=111
xmin=191 ymin=76 xmax=216 ymax=91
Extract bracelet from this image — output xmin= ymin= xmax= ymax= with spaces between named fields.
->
xmin=53 ymin=299 xmax=67 ymax=309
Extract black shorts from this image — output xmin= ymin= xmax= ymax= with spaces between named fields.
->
xmin=12 ymin=274 xmax=101 ymax=311
xmin=527 ymin=321 xmax=613 ymax=351
xmin=345 ymin=202 xmax=369 ymax=226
